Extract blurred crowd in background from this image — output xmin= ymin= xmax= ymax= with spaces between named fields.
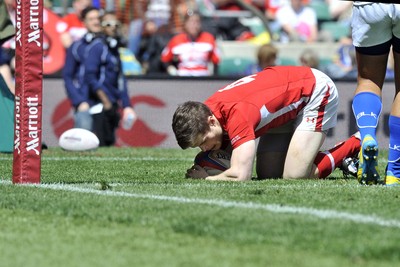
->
xmin=0 ymin=0 xmax=395 ymax=79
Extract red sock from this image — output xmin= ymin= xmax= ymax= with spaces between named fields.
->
xmin=314 ymin=135 xmax=361 ymax=178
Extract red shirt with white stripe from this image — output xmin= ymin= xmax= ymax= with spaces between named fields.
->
xmin=161 ymin=31 xmax=220 ymax=76
xmin=205 ymin=66 xmax=317 ymax=148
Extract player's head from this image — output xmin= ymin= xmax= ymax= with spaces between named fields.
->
xmin=172 ymin=101 xmax=223 ymax=151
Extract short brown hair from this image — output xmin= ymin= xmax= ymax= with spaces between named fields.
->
xmin=172 ymin=101 xmax=212 ymax=149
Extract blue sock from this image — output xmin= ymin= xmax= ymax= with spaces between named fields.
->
xmin=388 ymin=115 xmax=400 ymax=176
xmin=352 ymin=92 xmax=382 ymax=141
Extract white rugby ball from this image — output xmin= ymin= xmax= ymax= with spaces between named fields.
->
xmin=59 ymin=128 xmax=100 ymax=151
xmin=194 ymin=149 xmax=231 ymax=175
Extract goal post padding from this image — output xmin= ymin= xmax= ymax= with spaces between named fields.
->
xmin=13 ymin=0 xmax=43 ymax=184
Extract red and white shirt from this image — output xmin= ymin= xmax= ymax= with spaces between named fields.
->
xmin=161 ymin=32 xmax=220 ymax=76
xmin=58 ymin=13 xmax=87 ymax=42
xmin=205 ymin=66 xmax=321 ymax=149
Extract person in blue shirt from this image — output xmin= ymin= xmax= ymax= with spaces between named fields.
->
xmin=84 ymin=11 xmax=136 ymax=146
xmin=63 ymin=6 xmax=102 ymax=131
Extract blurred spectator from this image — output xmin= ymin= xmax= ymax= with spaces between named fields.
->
xmin=174 ymin=0 xmax=198 ymax=33
xmin=1 ymin=0 xmax=15 ymax=53
xmin=299 ymin=48 xmax=320 ymax=69
xmin=102 ymin=0 xmax=181 ymax=54
xmin=141 ymin=23 xmax=174 ymax=74
xmin=136 ymin=19 xmax=160 ymax=72
xmin=256 ymin=42 xmax=278 ymax=68
xmin=198 ymin=0 xmax=255 ymax=41
xmin=63 ymin=6 xmax=102 ymax=131
xmin=0 ymin=0 xmax=15 ymax=95
xmin=161 ymin=11 xmax=220 ymax=76
xmin=84 ymin=11 xmax=136 ymax=146
xmin=0 ymin=0 xmax=14 ymax=47
xmin=126 ymin=0 xmax=148 ymax=57
xmin=0 ymin=47 xmax=14 ymax=95
xmin=276 ymin=0 xmax=318 ymax=42
xmin=59 ymin=0 xmax=92 ymax=48
xmin=264 ymin=0 xmax=289 ymax=35
xmin=245 ymin=43 xmax=278 ymax=74
xmin=324 ymin=37 xmax=358 ymax=80
xmin=265 ymin=0 xmax=288 ymax=20
xmin=0 ymin=0 xmax=14 ymax=153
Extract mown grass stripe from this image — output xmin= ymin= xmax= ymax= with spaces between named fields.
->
xmin=3 ymin=181 xmax=399 ymax=229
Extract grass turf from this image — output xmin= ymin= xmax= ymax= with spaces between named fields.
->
xmin=0 ymin=147 xmax=399 ymax=267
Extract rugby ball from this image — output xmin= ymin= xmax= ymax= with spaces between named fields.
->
xmin=59 ymin=128 xmax=100 ymax=151
xmin=194 ymin=149 xmax=231 ymax=175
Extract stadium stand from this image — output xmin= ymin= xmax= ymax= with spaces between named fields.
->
xmin=309 ymin=1 xmax=332 ymax=22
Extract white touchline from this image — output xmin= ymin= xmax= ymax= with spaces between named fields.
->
xmin=2 ymin=180 xmax=399 ymax=229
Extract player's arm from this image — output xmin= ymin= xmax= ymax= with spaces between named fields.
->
xmin=205 ymin=140 xmax=256 ymax=181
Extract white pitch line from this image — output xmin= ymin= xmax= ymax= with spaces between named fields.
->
xmin=2 ymin=180 xmax=399 ymax=229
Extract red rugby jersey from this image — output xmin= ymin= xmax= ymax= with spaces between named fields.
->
xmin=205 ymin=66 xmax=316 ymax=148
xmin=161 ymin=32 xmax=220 ymax=76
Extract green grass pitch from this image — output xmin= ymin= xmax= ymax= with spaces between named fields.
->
xmin=0 ymin=147 xmax=399 ymax=267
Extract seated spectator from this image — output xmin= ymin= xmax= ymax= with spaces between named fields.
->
xmin=264 ymin=0 xmax=289 ymax=35
xmin=161 ymin=11 xmax=220 ymax=76
xmin=245 ymin=43 xmax=278 ymax=74
xmin=275 ymin=0 xmax=318 ymax=42
xmin=324 ymin=36 xmax=357 ymax=80
xmin=136 ymin=19 xmax=159 ymax=73
xmin=174 ymin=0 xmax=198 ymax=33
xmin=141 ymin=23 xmax=174 ymax=75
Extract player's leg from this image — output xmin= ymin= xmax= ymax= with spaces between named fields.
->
xmin=283 ymin=130 xmax=325 ymax=179
xmin=313 ymin=132 xmax=361 ymax=179
xmin=386 ymin=36 xmax=400 ymax=185
xmin=351 ymin=3 xmax=393 ymax=184
xmin=352 ymin=48 xmax=389 ymax=184
xmin=256 ymin=125 xmax=293 ymax=179
xmin=282 ymin=68 xmax=338 ymax=179
xmin=352 ymin=51 xmax=388 ymax=184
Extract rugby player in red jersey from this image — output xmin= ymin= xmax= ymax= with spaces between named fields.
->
xmin=172 ymin=66 xmax=360 ymax=181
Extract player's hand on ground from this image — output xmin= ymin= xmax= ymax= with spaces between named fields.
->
xmin=185 ymin=165 xmax=208 ymax=179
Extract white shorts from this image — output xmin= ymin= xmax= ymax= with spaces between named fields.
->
xmin=351 ymin=3 xmax=400 ymax=47
xmin=294 ymin=68 xmax=338 ymax=133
